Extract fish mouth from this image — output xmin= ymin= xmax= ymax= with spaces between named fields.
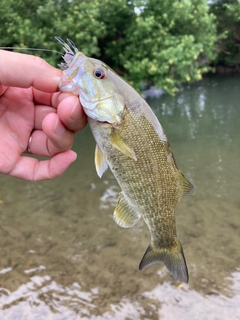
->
xmin=58 ymin=53 xmax=86 ymax=92
xmin=59 ymin=66 xmax=85 ymax=95
xmin=58 ymin=75 xmax=82 ymax=95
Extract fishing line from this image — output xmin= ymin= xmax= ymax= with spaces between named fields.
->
xmin=0 ymin=47 xmax=62 ymax=55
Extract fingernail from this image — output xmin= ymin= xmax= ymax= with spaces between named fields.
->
xmin=54 ymin=116 xmax=66 ymax=135
xmin=71 ymin=151 xmax=77 ymax=161
xmin=70 ymin=97 xmax=82 ymax=120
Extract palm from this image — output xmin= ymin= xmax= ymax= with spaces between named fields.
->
xmin=0 ymin=87 xmax=34 ymax=173
xmin=0 ymin=84 xmax=86 ymax=181
xmin=0 ymin=50 xmax=87 ymax=181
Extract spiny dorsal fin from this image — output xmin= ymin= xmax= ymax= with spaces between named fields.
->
xmin=113 ymin=192 xmax=141 ymax=228
xmin=110 ymin=131 xmax=137 ymax=161
xmin=94 ymin=144 xmax=108 ymax=178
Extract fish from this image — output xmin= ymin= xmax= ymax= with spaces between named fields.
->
xmin=56 ymin=37 xmax=194 ymax=283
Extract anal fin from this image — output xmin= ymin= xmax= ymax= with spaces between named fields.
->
xmin=113 ymin=192 xmax=141 ymax=228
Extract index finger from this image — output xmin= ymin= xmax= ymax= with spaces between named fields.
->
xmin=0 ymin=50 xmax=62 ymax=92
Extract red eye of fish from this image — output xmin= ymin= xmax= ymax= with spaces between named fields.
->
xmin=93 ymin=68 xmax=106 ymax=79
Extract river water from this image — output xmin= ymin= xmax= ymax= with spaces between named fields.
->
xmin=0 ymin=75 xmax=239 ymax=319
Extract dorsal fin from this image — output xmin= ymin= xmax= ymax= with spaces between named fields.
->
xmin=179 ymin=172 xmax=194 ymax=196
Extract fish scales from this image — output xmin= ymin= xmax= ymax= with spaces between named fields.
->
xmin=57 ymin=38 xmax=193 ymax=283
xmin=90 ymin=107 xmax=179 ymax=243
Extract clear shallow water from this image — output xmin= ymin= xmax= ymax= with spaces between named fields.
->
xmin=0 ymin=75 xmax=240 ymax=319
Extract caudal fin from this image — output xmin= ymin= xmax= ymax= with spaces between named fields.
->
xmin=139 ymin=238 xmax=188 ymax=283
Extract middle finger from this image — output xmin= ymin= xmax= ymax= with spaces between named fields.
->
xmin=34 ymin=105 xmax=56 ymax=129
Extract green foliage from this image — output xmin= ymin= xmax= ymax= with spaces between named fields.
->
xmin=0 ymin=0 xmax=105 ymax=65
xmin=0 ymin=0 xmax=221 ymax=94
xmin=117 ymin=0 xmax=217 ymax=94
xmin=210 ymin=0 xmax=240 ymax=66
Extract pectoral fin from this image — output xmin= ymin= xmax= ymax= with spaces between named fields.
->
xmin=113 ymin=192 xmax=141 ymax=228
xmin=110 ymin=131 xmax=137 ymax=161
xmin=95 ymin=144 xmax=108 ymax=178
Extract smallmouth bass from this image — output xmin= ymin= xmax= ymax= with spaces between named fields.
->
xmin=57 ymin=38 xmax=193 ymax=283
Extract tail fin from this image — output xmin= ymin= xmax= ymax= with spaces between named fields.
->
xmin=139 ymin=238 xmax=188 ymax=283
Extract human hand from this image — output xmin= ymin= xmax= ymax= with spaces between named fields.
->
xmin=0 ymin=50 xmax=87 ymax=181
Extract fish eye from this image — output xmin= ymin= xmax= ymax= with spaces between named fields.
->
xmin=93 ymin=68 xmax=106 ymax=79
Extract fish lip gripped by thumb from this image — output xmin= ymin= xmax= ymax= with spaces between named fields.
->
xmin=56 ymin=37 xmax=194 ymax=283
